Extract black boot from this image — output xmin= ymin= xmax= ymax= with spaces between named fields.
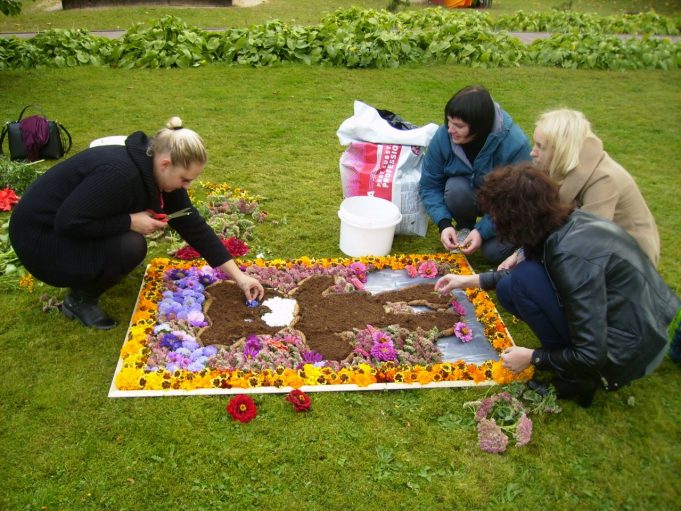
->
xmin=61 ymin=289 xmax=118 ymax=330
xmin=551 ymin=375 xmax=598 ymax=408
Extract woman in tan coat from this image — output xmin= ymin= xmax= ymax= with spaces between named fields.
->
xmin=499 ymin=108 xmax=659 ymax=270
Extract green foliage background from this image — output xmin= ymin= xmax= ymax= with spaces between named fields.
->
xmin=1 ymin=1 xmax=680 ymax=510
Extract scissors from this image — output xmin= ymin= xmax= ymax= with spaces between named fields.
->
xmin=146 ymin=207 xmax=193 ymax=222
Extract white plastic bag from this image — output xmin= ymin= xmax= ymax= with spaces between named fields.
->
xmin=337 ymin=100 xmax=439 ymax=146
xmin=337 ymin=101 xmax=438 ymax=236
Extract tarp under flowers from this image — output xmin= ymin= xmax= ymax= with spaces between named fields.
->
xmin=109 ymin=254 xmax=532 ymax=397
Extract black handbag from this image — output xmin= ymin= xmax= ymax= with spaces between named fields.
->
xmin=0 ymin=105 xmax=72 ymax=161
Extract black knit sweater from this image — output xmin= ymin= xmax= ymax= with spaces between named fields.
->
xmin=9 ymin=132 xmax=231 ymax=285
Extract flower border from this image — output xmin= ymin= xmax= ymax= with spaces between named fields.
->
xmin=109 ymin=253 xmax=533 ymax=398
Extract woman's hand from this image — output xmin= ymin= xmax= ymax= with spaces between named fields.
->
xmin=130 ymin=211 xmax=167 ymax=235
xmin=460 ymin=229 xmax=482 ymax=256
xmin=235 ymin=274 xmax=265 ymax=302
xmin=500 ymin=346 xmax=533 ymax=373
xmin=434 ymin=273 xmax=481 ymax=294
xmin=440 ymin=226 xmax=459 ymax=251
xmin=219 ymin=259 xmax=265 ymax=302
xmin=497 ymin=251 xmax=520 ymax=271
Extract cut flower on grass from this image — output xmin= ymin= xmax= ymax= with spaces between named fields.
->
xmin=111 ymin=253 xmax=533 ymax=397
xmin=466 ymin=382 xmax=561 ymax=454
xmin=286 ymin=389 xmax=311 ymax=412
xmin=227 ymin=394 xmax=257 ymax=423
xmin=0 ymin=187 xmax=19 ymax=211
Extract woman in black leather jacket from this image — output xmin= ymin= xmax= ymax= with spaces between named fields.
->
xmin=435 ymin=162 xmax=681 ymax=406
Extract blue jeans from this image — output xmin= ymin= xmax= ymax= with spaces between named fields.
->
xmin=495 ymin=260 xmax=571 ymax=350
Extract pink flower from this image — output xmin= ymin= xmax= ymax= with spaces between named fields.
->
xmin=450 ymin=299 xmax=466 ymax=317
xmin=514 ymin=414 xmax=533 ymax=446
xmin=350 ymin=277 xmax=365 ymax=290
xmin=477 ymin=418 xmax=509 ymax=453
xmin=405 ymin=265 xmax=419 ymax=278
xmin=454 ymin=321 xmax=473 ymax=343
xmin=350 ymin=262 xmax=367 ymax=283
xmin=417 ymin=261 xmax=438 ymax=279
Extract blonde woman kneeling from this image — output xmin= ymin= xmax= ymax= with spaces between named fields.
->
xmin=499 ymin=108 xmax=659 ymax=270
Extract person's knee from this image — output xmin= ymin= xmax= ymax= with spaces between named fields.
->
xmin=444 ymin=177 xmax=476 ymax=216
xmin=120 ymin=232 xmax=147 ymax=271
xmin=481 ymin=239 xmax=514 ymax=266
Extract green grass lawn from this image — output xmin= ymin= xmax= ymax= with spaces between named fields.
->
xmin=1 ymin=1 xmax=681 ymax=510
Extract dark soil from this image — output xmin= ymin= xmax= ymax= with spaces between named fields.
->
xmin=200 ymin=275 xmax=460 ymax=361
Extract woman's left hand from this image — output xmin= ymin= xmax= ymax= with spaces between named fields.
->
xmin=460 ymin=229 xmax=482 ymax=256
xmin=500 ymin=346 xmax=533 ymax=373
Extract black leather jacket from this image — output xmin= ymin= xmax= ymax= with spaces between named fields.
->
xmin=532 ymin=210 xmax=680 ymax=390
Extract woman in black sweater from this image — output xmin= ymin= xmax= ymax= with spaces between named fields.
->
xmin=9 ymin=117 xmax=264 ymax=330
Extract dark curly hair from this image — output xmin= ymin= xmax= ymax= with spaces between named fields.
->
xmin=478 ymin=162 xmax=573 ymax=258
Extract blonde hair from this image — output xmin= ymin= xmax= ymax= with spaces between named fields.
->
xmin=147 ymin=116 xmax=207 ymax=168
xmin=535 ymin=109 xmax=593 ymax=180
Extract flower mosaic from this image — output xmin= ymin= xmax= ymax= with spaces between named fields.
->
xmin=110 ymin=253 xmax=533 ymax=396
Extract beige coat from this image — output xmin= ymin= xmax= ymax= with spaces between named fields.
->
xmin=556 ymin=135 xmax=660 ymax=266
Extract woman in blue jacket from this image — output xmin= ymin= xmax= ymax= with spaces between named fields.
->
xmin=419 ymin=85 xmax=531 ymax=264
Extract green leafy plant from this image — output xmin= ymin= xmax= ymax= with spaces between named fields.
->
xmin=0 ymin=158 xmax=44 ymax=194
xmin=1 ymin=9 xmax=679 ymax=71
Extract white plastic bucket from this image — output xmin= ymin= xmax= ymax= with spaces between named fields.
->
xmin=338 ymin=196 xmax=402 ymax=257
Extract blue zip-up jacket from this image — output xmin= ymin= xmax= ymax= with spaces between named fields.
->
xmin=419 ymin=104 xmax=531 ymax=240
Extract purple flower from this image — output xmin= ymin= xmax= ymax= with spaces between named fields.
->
xmin=514 ymin=414 xmax=533 ymax=447
xmin=187 ymin=360 xmax=206 ymax=372
xmin=302 ymin=351 xmax=324 ymax=364
xmin=182 ymin=339 xmax=200 ymax=351
xmin=202 ymin=345 xmax=218 ymax=357
xmin=454 ymin=321 xmax=473 ymax=343
xmin=198 ymin=273 xmax=217 ymax=287
xmin=370 ymin=340 xmax=397 ymax=362
xmin=243 ymin=335 xmax=262 ymax=359
xmin=160 ymin=333 xmax=182 ymax=350
xmin=477 ymin=418 xmax=509 ymax=454
xmin=475 ymin=396 xmax=494 ymax=422
xmin=187 ymin=310 xmax=207 ymax=327
xmin=371 ymin=330 xmax=394 ymax=345
xmin=167 ymin=268 xmax=189 ymax=281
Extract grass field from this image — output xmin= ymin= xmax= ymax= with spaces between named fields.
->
xmin=1 ymin=1 xmax=681 ymax=510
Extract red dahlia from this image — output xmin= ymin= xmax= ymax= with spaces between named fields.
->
xmin=285 ymin=389 xmax=312 ymax=412
xmin=226 ymin=394 xmax=257 ymax=423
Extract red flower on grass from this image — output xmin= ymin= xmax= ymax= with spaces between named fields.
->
xmin=0 ymin=187 xmax=19 ymax=211
xmin=226 ymin=394 xmax=257 ymax=423
xmin=285 ymin=389 xmax=312 ymax=413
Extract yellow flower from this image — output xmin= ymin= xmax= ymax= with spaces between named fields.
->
xmin=115 ymin=367 xmax=144 ymax=390
xmin=18 ymin=273 xmax=35 ymax=292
